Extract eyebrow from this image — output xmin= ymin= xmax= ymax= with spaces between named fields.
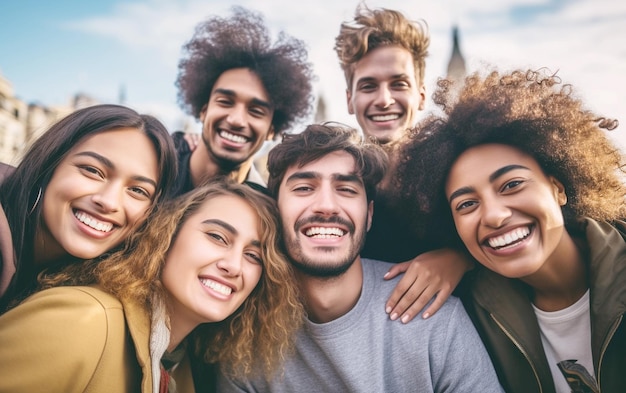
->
xmin=447 ymin=164 xmax=530 ymax=204
xmin=202 ymin=219 xmax=261 ymax=248
xmin=74 ymin=151 xmax=157 ymax=188
xmin=213 ymin=88 xmax=272 ymax=110
xmin=285 ymin=171 xmax=363 ymax=185
xmin=285 ymin=171 xmax=319 ymax=183
xmin=355 ymin=74 xmax=412 ymax=85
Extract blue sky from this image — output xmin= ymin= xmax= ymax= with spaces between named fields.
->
xmin=1 ymin=0 xmax=626 ymax=148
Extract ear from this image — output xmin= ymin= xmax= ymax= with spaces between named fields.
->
xmin=366 ymin=200 xmax=374 ymax=232
xmin=199 ymin=103 xmax=208 ymax=122
xmin=265 ymin=125 xmax=275 ymax=141
xmin=346 ymin=89 xmax=355 ymax=115
xmin=418 ymin=84 xmax=426 ymax=111
xmin=549 ymin=176 xmax=567 ymax=206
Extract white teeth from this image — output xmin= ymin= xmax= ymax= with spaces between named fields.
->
xmin=200 ymin=279 xmax=233 ymax=295
xmin=305 ymin=227 xmax=345 ymax=238
xmin=488 ymin=227 xmax=530 ymax=249
xmin=74 ymin=211 xmax=113 ymax=232
xmin=370 ymin=114 xmax=400 ymax=122
xmin=220 ymin=130 xmax=247 ymax=143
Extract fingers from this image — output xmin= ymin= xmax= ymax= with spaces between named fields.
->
xmin=383 ymin=261 xmax=411 ymax=280
xmin=420 ymin=286 xmax=454 ymax=320
xmin=384 ymin=248 xmax=470 ymax=323
xmin=184 ymin=133 xmax=200 ymax=151
xmin=385 ymin=271 xmax=417 ymax=315
xmin=387 ymin=275 xmax=443 ymax=324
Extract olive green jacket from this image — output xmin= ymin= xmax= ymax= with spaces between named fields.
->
xmin=462 ymin=218 xmax=626 ymax=393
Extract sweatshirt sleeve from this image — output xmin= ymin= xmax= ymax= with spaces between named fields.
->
xmin=0 ymin=286 xmax=123 ymax=393
xmin=433 ymin=298 xmax=504 ymax=393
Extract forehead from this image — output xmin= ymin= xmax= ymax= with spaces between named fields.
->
xmin=211 ymin=67 xmax=270 ymax=101
xmin=352 ymin=46 xmax=417 ymax=84
xmin=456 ymin=144 xmax=537 ymax=167
xmin=193 ymin=194 xmax=250 ymax=216
xmin=67 ymin=127 xmax=156 ymax=162
xmin=448 ymin=144 xmax=542 ymax=184
xmin=281 ymin=151 xmax=360 ymax=183
xmin=189 ymin=194 xmax=260 ymax=230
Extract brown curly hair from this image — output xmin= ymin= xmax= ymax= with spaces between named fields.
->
xmin=390 ymin=68 xmax=625 ymax=242
xmin=267 ymin=123 xmax=388 ymax=202
xmin=334 ymin=4 xmax=430 ymax=90
xmin=176 ymin=6 xmax=314 ymax=135
xmin=39 ymin=180 xmax=303 ymax=378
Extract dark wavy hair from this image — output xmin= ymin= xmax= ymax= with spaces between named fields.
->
xmin=176 ymin=6 xmax=314 ymax=135
xmin=390 ymin=68 xmax=625 ymax=242
xmin=0 ymin=104 xmax=177 ymax=312
xmin=267 ymin=123 xmax=388 ymax=202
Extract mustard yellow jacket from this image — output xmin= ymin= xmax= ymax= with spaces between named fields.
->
xmin=0 ymin=286 xmax=196 ymax=393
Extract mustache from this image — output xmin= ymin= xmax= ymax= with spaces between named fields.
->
xmin=294 ymin=215 xmax=355 ymax=234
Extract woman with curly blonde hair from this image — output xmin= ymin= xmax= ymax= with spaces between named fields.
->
xmin=391 ymin=68 xmax=626 ymax=392
xmin=0 ymin=179 xmax=302 ymax=393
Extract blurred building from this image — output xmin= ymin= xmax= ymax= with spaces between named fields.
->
xmin=0 ymin=70 xmax=95 ymax=165
xmin=0 ymin=73 xmax=28 ymax=165
xmin=446 ymin=25 xmax=467 ymax=83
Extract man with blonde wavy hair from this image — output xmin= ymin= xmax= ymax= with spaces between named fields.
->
xmin=333 ymin=6 xmax=474 ymax=327
xmin=335 ymin=4 xmax=429 ymax=145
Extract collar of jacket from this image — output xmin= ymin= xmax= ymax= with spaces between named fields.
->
xmin=120 ymin=295 xmax=153 ymax=393
xmin=469 ymin=218 xmax=626 ymax=379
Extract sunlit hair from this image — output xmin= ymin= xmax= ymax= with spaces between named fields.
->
xmin=0 ymin=104 xmax=177 ymax=312
xmin=267 ymin=123 xmax=388 ymax=202
xmin=38 ymin=179 xmax=302 ymax=377
xmin=176 ymin=6 xmax=314 ymax=135
xmin=334 ymin=4 xmax=430 ymax=90
xmin=391 ymin=68 xmax=625 ymax=241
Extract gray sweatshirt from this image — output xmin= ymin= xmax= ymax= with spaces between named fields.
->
xmin=218 ymin=259 xmax=503 ymax=393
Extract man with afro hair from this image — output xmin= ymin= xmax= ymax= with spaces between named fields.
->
xmin=171 ymin=6 xmax=314 ymax=196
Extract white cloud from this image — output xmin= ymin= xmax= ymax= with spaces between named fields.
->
xmin=59 ymin=0 xmax=626 ymax=147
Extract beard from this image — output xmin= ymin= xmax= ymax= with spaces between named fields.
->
xmin=201 ymin=131 xmax=241 ymax=169
xmin=284 ymin=214 xmax=368 ymax=278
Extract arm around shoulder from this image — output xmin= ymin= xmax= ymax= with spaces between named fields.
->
xmin=0 ymin=286 xmax=126 ymax=393
xmin=433 ymin=298 xmax=504 ymax=392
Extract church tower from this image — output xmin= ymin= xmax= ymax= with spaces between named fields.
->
xmin=446 ymin=25 xmax=467 ymax=82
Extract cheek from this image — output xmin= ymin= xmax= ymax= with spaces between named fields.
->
xmin=453 ymin=216 xmax=477 ymax=248
xmin=354 ymin=97 xmax=368 ymax=113
xmin=243 ymin=266 xmax=263 ymax=294
xmin=126 ymin=202 xmax=152 ymax=227
xmin=41 ymin=193 xmax=59 ymax=232
xmin=160 ymin=265 xmax=186 ymax=304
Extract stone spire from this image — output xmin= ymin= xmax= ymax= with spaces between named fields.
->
xmin=446 ymin=25 xmax=467 ymax=82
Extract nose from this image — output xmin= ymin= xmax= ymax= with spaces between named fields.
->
xmin=216 ymin=250 xmax=243 ymax=277
xmin=311 ymin=184 xmax=340 ymax=216
xmin=226 ymin=104 xmax=246 ymax=129
xmin=480 ymin=196 xmax=512 ymax=228
xmin=374 ymin=85 xmax=395 ymax=109
xmin=91 ymin=183 xmax=121 ymax=213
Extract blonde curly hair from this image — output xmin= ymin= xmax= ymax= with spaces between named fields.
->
xmin=334 ymin=4 xmax=430 ymax=90
xmin=39 ymin=179 xmax=303 ymax=378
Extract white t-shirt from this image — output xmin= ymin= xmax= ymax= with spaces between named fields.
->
xmin=533 ymin=290 xmax=595 ymax=393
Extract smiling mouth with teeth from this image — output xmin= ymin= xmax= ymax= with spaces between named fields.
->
xmin=200 ymin=278 xmax=233 ymax=295
xmin=370 ymin=114 xmax=400 ymax=122
xmin=220 ymin=130 xmax=248 ymax=144
xmin=487 ymin=226 xmax=531 ymax=249
xmin=74 ymin=210 xmax=114 ymax=232
xmin=305 ymin=226 xmax=346 ymax=238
